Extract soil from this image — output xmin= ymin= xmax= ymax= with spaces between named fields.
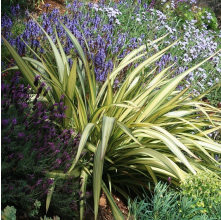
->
xmin=84 ymin=190 xmax=129 ymax=220
xmin=34 ymin=0 xmax=67 ymax=16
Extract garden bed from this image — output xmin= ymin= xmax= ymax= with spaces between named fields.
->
xmin=1 ymin=0 xmax=221 ymax=219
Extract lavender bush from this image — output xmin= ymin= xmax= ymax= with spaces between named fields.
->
xmin=1 ymin=0 xmax=220 ymax=98
xmin=1 ymin=74 xmax=89 ymax=218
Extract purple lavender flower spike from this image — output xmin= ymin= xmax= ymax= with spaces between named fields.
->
xmin=18 ymin=132 xmax=26 ymax=139
xmin=2 ymin=119 xmax=10 ymax=128
xmin=34 ymin=76 xmax=41 ymax=87
xmin=43 ymin=87 xmax=51 ymax=97
xmin=12 ymin=118 xmax=17 ymax=126
xmin=60 ymin=95 xmax=65 ymax=102
xmin=215 ymin=155 xmax=219 ymax=161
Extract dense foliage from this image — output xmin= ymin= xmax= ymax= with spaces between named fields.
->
xmin=1 ymin=0 xmax=221 ymax=219
xmin=3 ymin=23 xmax=221 ymax=219
xmin=1 ymin=0 xmax=43 ymax=15
xmin=1 ymin=75 xmax=90 ymax=218
xmin=1 ymin=206 xmax=17 ymax=220
xmin=181 ymin=171 xmax=221 ymax=216
xmin=128 ymin=182 xmax=221 ymax=220
xmin=1 ymin=205 xmax=60 ymax=220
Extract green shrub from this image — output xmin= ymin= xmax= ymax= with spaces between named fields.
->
xmin=1 ymin=76 xmax=87 ymax=218
xmin=1 ymin=206 xmax=61 ymax=220
xmin=127 ymin=182 xmax=206 ymax=220
xmin=205 ymin=85 xmax=221 ymax=107
xmin=11 ymin=20 xmax=26 ymax=38
xmin=1 ymin=206 xmax=16 ymax=220
xmin=161 ymin=2 xmax=218 ymax=31
xmin=1 ymin=0 xmax=43 ymax=15
xmin=197 ymin=6 xmax=218 ymax=30
xmin=180 ymin=171 xmax=221 ymax=215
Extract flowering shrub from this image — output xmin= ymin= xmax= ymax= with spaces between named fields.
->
xmin=1 ymin=74 xmax=89 ymax=218
xmin=1 ymin=0 xmax=39 ymax=15
xmin=1 ymin=1 xmax=221 ymax=218
xmin=174 ymin=2 xmax=218 ymax=30
xmin=1 ymin=0 xmax=220 ymax=95
xmin=158 ymin=0 xmax=218 ymax=30
xmin=180 ymin=171 xmax=221 ymax=216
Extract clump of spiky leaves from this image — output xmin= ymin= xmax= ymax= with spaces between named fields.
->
xmin=2 ymin=19 xmax=221 ymax=220
xmin=127 ymin=182 xmax=219 ymax=220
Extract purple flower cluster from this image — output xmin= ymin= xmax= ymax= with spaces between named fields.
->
xmin=0 ymin=2 xmax=155 ymax=82
xmin=1 ymin=0 xmax=220 ymax=92
xmin=2 ymin=74 xmax=81 ymax=173
xmin=10 ymin=4 xmax=20 ymax=17
xmin=1 ymin=14 xmax=13 ymax=39
xmin=1 ymin=75 xmax=86 ymax=217
xmin=155 ymin=52 xmax=175 ymax=73
xmin=149 ymin=0 xmax=156 ymax=9
xmin=1 ymin=1 xmax=142 ymax=83
xmin=22 ymin=178 xmax=54 ymax=199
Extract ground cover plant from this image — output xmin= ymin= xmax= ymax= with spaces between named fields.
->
xmin=1 ymin=0 xmax=221 ymax=219
xmin=127 ymin=181 xmax=221 ymax=220
xmin=181 ymin=171 xmax=221 ymax=216
xmin=1 ymin=206 xmax=60 ymax=220
xmin=153 ymin=0 xmax=219 ymax=31
xmin=1 ymin=0 xmax=44 ymax=15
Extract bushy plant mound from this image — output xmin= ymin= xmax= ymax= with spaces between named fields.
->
xmin=128 ymin=181 xmax=221 ymax=220
xmin=158 ymin=0 xmax=218 ymax=30
xmin=1 ymin=206 xmax=60 ymax=220
xmin=1 ymin=75 xmax=89 ymax=218
xmin=181 ymin=171 xmax=221 ymax=216
xmin=1 ymin=206 xmax=16 ymax=220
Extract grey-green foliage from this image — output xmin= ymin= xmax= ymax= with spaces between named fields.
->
xmin=209 ymin=201 xmax=221 ymax=219
xmin=127 ymin=182 xmax=216 ymax=220
xmin=1 ymin=206 xmax=16 ymax=220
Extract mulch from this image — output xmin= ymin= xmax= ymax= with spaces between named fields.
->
xmin=34 ymin=0 xmax=67 ymax=15
xmin=84 ymin=190 xmax=129 ymax=220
